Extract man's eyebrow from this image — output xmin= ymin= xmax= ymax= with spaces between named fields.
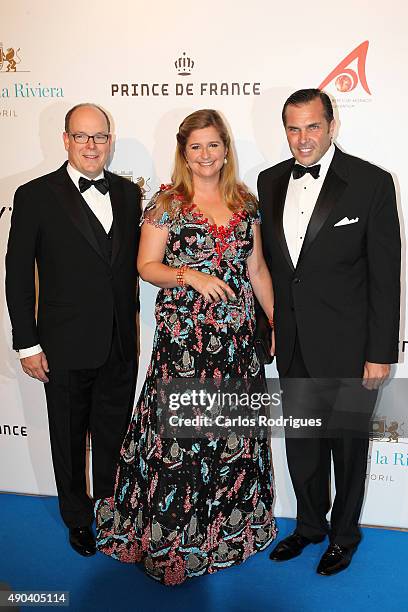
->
xmin=286 ymin=122 xmax=322 ymax=128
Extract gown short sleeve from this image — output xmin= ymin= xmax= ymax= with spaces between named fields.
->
xmin=140 ymin=191 xmax=172 ymax=229
xmin=250 ymin=207 xmax=261 ymax=225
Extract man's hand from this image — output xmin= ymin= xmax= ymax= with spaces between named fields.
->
xmin=21 ymin=352 xmax=50 ymax=383
xmin=270 ymin=329 xmax=275 ymax=357
xmin=362 ymin=361 xmax=390 ymax=390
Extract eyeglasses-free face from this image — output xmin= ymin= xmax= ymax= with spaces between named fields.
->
xmin=63 ymin=106 xmax=112 ymax=179
xmin=284 ymin=98 xmax=335 ymax=167
xmin=184 ymin=126 xmax=227 ymax=184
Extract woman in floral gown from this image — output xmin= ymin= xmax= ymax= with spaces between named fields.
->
xmin=95 ymin=109 xmax=276 ymax=585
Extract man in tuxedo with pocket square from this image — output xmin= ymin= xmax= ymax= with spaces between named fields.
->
xmin=6 ymin=103 xmax=141 ymax=557
xmin=257 ymin=89 xmax=400 ymax=575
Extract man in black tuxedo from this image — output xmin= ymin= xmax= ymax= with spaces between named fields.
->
xmin=6 ymin=103 xmax=141 ymax=556
xmin=258 ymin=89 xmax=400 ymax=575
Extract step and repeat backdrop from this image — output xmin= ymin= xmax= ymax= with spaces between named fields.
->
xmin=1 ymin=0 xmax=407 ymax=527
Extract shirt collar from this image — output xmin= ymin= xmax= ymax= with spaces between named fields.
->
xmin=66 ymin=163 xmax=105 ymax=189
xmin=315 ymin=143 xmax=335 ymax=178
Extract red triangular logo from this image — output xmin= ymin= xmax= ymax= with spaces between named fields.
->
xmin=319 ymin=41 xmax=371 ymax=95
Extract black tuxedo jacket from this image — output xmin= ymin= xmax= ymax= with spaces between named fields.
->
xmin=6 ymin=162 xmax=141 ymax=369
xmin=257 ymin=146 xmax=401 ymax=378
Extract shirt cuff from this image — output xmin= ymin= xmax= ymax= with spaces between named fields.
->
xmin=19 ymin=345 xmax=43 ymax=359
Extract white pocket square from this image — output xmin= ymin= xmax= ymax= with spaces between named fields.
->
xmin=334 ymin=216 xmax=359 ymax=227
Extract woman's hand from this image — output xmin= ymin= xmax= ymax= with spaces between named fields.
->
xmin=185 ymin=269 xmax=236 ymax=303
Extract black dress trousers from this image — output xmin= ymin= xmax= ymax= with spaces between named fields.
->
xmin=44 ymin=322 xmax=136 ymax=528
xmin=280 ymin=334 xmax=377 ymax=548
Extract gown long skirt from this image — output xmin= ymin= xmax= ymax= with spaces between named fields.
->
xmin=95 ymin=197 xmax=276 ymax=585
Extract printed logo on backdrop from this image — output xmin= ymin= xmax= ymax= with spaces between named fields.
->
xmin=0 ymin=42 xmax=26 ymax=73
xmin=0 ymin=40 xmax=64 ymax=107
xmin=318 ymin=41 xmax=371 ymax=109
xmin=111 ymin=171 xmax=152 ymax=200
xmin=175 ymin=52 xmax=194 ymax=76
xmin=367 ymin=416 xmax=407 ymax=486
xmin=112 ymin=51 xmax=261 ymax=98
xmin=370 ymin=418 xmax=406 ymax=443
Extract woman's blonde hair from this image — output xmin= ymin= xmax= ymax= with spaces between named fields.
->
xmin=158 ymin=109 xmax=257 ymax=214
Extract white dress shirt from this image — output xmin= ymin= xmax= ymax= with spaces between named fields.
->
xmin=19 ymin=164 xmax=113 ymax=359
xmin=66 ymin=164 xmax=113 ymax=233
xmin=283 ymin=143 xmax=335 ymax=267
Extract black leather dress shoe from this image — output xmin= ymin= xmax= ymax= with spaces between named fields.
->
xmin=269 ymin=533 xmax=324 ymax=561
xmin=69 ymin=526 xmax=96 ymax=557
xmin=317 ymin=544 xmax=355 ymax=575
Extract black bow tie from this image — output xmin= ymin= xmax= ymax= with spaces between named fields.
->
xmin=292 ymin=164 xmax=321 ymax=180
xmin=78 ymin=176 xmax=109 ymax=195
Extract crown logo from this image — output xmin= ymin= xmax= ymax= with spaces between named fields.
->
xmin=175 ymin=52 xmax=194 ymax=76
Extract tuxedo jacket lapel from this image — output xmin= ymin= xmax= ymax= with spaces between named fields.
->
xmin=270 ymin=165 xmax=295 ymax=271
xmin=297 ymin=148 xmax=348 ymax=265
xmin=49 ymin=163 xmax=105 ymax=261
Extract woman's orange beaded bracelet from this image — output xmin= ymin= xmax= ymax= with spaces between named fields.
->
xmin=176 ymin=265 xmax=188 ymax=287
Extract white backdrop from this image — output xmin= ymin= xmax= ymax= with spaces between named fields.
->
xmin=1 ymin=0 xmax=407 ymax=528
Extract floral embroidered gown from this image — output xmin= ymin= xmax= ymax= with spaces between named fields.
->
xmin=95 ymin=189 xmax=276 ymax=585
